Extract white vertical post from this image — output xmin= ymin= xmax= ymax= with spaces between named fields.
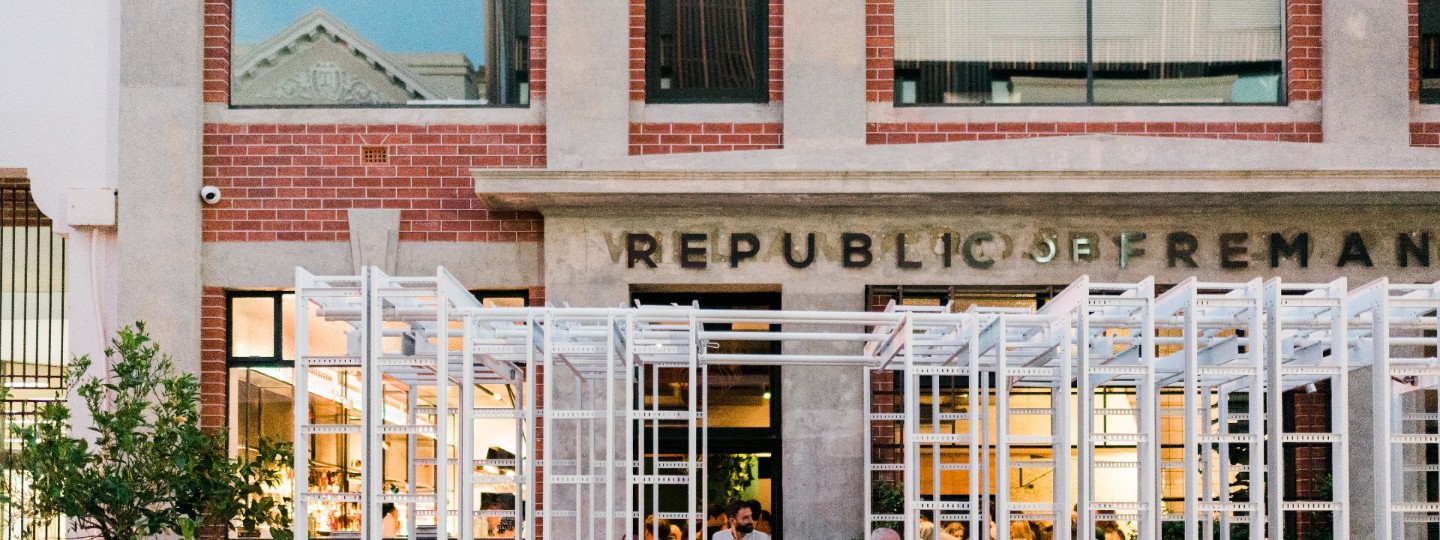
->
xmin=459 ymin=312 xmax=475 ymax=540
xmin=1138 ymin=278 xmax=1158 ymax=540
xmin=1373 ymin=280 xmax=1394 ymax=540
xmin=1182 ymin=286 xmax=1199 ymax=540
xmin=364 ymin=267 xmax=383 ymax=540
xmin=294 ymin=268 xmax=313 ymax=540
xmin=623 ymin=313 xmax=635 ymax=540
xmin=863 ymin=366 xmax=874 ymax=533
xmin=1266 ymin=280 xmax=1284 ymax=540
xmin=968 ymin=316 xmax=983 ymax=539
xmin=1054 ymin=310 xmax=1074 ymax=540
xmin=407 ymin=389 xmax=419 ymax=539
xmin=688 ymin=312 xmax=699 ymax=539
xmin=605 ymin=313 xmax=616 ymax=540
xmin=901 ymin=316 xmax=917 ymax=540
xmin=1077 ymin=292 xmax=1094 ymax=540
xmin=995 ymin=316 xmax=1010 ymax=540
xmin=1217 ymin=386 xmax=1231 ymax=540
xmin=1331 ymin=278 xmax=1350 ymax=540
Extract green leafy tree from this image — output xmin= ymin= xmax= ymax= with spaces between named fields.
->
xmin=1 ymin=323 xmax=293 ymax=540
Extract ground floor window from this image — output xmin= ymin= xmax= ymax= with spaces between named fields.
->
xmin=864 ymin=284 xmax=1340 ymax=540
xmin=226 ymin=289 xmax=528 ymax=538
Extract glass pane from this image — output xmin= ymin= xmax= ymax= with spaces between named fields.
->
xmin=894 ymin=0 xmax=1087 ymax=104
xmin=231 ymin=0 xmax=522 ymax=106
xmin=282 ymin=293 xmax=356 ymax=360
xmin=230 ymin=366 xmax=525 ymax=539
xmin=1091 ymin=0 xmax=1282 ymax=104
xmin=1424 ymin=0 xmax=1440 ymax=103
xmin=232 ymin=296 xmax=277 ymax=358
xmin=649 ymin=0 xmax=765 ymax=99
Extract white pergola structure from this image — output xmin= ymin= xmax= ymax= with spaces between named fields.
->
xmin=291 ymin=267 xmax=1440 ymax=540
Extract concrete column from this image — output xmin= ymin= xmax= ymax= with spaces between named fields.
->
xmin=117 ymin=0 xmax=204 ymax=372
xmin=1322 ymin=0 xmax=1409 ymax=146
xmin=545 ymin=0 xmax=630 ymax=168
xmin=781 ymin=286 xmax=866 ymax=540
xmin=782 ymin=0 xmax=866 ymax=151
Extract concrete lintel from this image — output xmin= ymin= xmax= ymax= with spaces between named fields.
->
xmin=203 ymin=102 xmax=545 ymax=125
xmin=473 ymin=169 xmax=1440 ymax=211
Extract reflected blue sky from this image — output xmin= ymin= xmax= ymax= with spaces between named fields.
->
xmin=234 ymin=0 xmax=486 ymax=65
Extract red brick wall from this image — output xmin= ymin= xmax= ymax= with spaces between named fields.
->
xmin=530 ymin=0 xmax=548 ymax=102
xmin=1289 ymin=382 xmax=1333 ymax=538
xmin=201 ymin=123 xmax=544 ymax=242
xmin=1412 ymin=123 xmax=1440 ymax=147
xmin=201 ymin=287 xmax=227 ymax=430
xmin=1288 ymin=0 xmax=1323 ymax=102
xmin=628 ymin=0 xmax=785 ymax=155
xmin=630 ymin=123 xmax=784 ymax=155
xmin=203 ymin=0 xmax=230 ymax=104
xmin=866 ymin=0 xmax=1322 ymax=143
xmin=865 ymin=0 xmax=895 ymax=104
xmin=867 ymin=122 xmax=1323 ymax=144
xmin=203 ymin=0 xmax=547 ymax=104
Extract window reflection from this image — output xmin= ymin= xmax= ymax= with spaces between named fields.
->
xmin=893 ymin=0 xmax=1283 ymax=105
xmin=231 ymin=0 xmax=531 ymax=106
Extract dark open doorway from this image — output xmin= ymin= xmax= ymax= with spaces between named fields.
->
xmin=631 ymin=289 xmax=783 ymax=540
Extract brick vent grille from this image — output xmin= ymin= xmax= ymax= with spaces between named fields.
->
xmin=361 ymin=146 xmax=388 ymax=164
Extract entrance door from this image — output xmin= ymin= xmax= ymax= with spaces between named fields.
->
xmin=631 ymin=290 xmax=782 ymax=540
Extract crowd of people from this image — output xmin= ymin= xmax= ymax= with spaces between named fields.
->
xmin=872 ymin=507 xmax=1132 ymax=540
xmin=642 ymin=499 xmax=775 ymax=540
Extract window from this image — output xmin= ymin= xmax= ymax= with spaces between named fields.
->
xmin=226 ymin=289 xmax=528 ymax=538
xmin=230 ymin=0 xmax=531 ymax=107
xmin=645 ymin=0 xmax=770 ymax=103
xmin=893 ymin=0 xmax=1284 ymax=105
xmin=1424 ymin=0 xmax=1440 ymax=103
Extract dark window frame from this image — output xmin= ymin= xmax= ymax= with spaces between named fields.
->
xmin=644 ymin=0 xmax=771 ymax=104
xmin=224 ymin=289 xmax=531 ymax=368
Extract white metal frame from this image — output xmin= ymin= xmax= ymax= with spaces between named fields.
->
xmin=290 ymin=268 xmax=1437 ymax=540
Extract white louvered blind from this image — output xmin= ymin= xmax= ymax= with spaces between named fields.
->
xmin=895 ymin=0 xmax=1281 ymax=64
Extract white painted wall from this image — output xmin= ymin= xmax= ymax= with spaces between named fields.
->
xmin=0 ymin=0 xmax=121 ymax=370
xmin=0 ymin=0 xmax=121 ymax=220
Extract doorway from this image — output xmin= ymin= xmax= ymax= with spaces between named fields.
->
xmin=631 ymin=289 xmax=783 ymax=540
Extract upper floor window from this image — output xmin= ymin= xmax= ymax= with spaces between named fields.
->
xmin=1423 ymin=0 xmax=1440 ymax=103
xmin=893 ymin=0 xmax=1283 ymax=106
xmin=645 ymin=0 xmax=770 ymax=103
xmin=231 ymin=0 xmax=531 ymax=107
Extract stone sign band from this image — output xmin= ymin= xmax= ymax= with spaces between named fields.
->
xmin=612 ymin=230 xmax=1434 ymax=271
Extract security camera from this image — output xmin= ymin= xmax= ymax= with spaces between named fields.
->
xmin=200 ymin=186 xmax=222 ymax=205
